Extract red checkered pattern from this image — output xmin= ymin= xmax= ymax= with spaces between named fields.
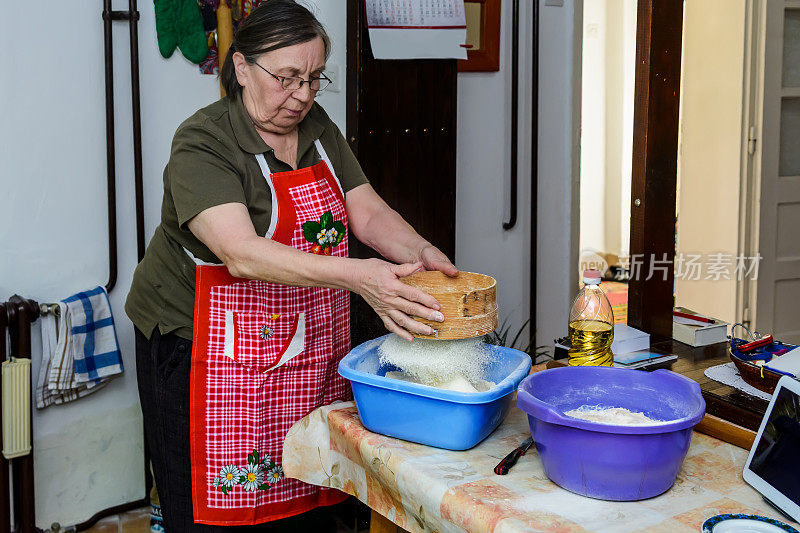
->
xmin=232 ymin=311 xmax=298 ymax=372
xmin=194 ymin=161 xmax=352 ymax=517
xmin=288 ymin=180 xmax=346 ymax=253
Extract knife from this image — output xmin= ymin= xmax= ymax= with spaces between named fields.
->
xmin=494 ymin=436 xmax=534 ymax=475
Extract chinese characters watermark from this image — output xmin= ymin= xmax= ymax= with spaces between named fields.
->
xmin=614 ymin=252 xmax=762 ymax=281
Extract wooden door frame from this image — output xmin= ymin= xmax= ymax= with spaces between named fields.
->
xmin=627 ymin=0 xmax=685 ymax=337
xmin=737 ymin=0 xmax=764 ymax=332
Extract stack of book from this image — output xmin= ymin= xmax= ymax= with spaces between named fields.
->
xmin=611 ymin=324 xmax=677 ymax=369
xmin=764 ymin=346 xmax=800 ymax=378
xmin=672 ymin=307 xmax=728 ymax=347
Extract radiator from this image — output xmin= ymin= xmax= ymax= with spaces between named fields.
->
xmin=2 ymin=358 xmax=32 ymax=459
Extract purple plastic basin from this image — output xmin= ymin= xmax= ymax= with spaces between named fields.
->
xmin=516 ymin=366 xmax=705 ymax=501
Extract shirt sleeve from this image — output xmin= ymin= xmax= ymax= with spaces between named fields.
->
xmin=167 ymin=121 xmax=247 ymax=229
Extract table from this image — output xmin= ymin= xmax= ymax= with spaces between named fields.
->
xmin=282 ymin=395 xmax=797 ymax=532
xmin=650 ymin=337 xmax=769 ymax=431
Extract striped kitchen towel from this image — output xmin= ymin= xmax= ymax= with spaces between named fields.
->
xmin=63 ymin=286 xmax=124 ymax=382
xmin=37 ymin=302 xmax=108 ymax=409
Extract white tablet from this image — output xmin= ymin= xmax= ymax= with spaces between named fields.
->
xmin=743 ymin=375 xmax=800 ymax=523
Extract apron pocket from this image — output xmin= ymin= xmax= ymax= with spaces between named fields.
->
xmin=223 ymin=311 xmax=305 ymax=373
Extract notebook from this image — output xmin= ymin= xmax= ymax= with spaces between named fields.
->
xmin=765 ymin=347 xmax=800 ymax=378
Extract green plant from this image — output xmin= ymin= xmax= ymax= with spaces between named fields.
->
xmin=483 ymin=318 xmax=550 ymax=365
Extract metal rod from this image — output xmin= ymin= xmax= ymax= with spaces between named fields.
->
xmin=103 ymin=0 xmax=118 ymax=293
xmin=122 ymin=0 xmax=155 ymax=511
xmin=503 ymin=0 xmax=520 ymax=231
xmin=530 ymin=0 xmax=539 ymax=361
xmin=0 ymin=303 xmax=9 ymax=533
xmin=39 ymin=303 xmax=61 ymax=317
xmin=7 ymin=297 xmax=38 ymax=533
xmin=127 ymin=0 xmax=145 ymax=261
xmin=93 ymin=6 xmax=153 ymax=526
xmin=5 ymin=303 xmax=18 ymax=533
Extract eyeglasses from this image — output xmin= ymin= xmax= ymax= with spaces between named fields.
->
xmin=254 ymin=63 xmax=331 ymax=92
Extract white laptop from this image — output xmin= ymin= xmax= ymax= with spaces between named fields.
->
xmin=743 ymin=375 xmax=800 ymax=523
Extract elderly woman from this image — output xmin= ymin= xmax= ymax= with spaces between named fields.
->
xmin=126 ymin=0 xmax=456 ymax=530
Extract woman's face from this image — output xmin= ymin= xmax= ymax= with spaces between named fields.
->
xmin=235 ymin=37 xmax=326 ymax=135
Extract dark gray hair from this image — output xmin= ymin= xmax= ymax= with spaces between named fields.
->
xmin=219 ymin=0 xmax=331 ymax=97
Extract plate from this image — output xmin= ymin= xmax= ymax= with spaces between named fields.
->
xmin=702 ymin=514 xmax=799 ymax=533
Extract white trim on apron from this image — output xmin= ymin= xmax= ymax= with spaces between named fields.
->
xmin=183 ymin=138 xmax=340 ymax=265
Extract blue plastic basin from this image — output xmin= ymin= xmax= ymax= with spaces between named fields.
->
xmin=516 ymin=366 xmax=706 ymax=501
xmin=338 ymin=335 xmax=532 ymax=450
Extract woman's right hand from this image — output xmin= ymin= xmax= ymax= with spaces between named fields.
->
xmin=351 ymin=259 xmax=445 ymax=341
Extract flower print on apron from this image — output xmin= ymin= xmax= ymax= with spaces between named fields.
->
xmin=188 ymin=140 xmax=351 ymax=525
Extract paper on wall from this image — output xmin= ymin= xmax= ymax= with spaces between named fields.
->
xmin=366 ymin=0 xmax=466 ymax=27
xmin=365 ymin=0 xmax=468 ymax=60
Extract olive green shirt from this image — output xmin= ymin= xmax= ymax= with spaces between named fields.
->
xmin=125 ymin=94 xmax=368 ymax=340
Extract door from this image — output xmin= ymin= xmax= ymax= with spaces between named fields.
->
xmin=674 ymin=0 xmax=748 ymax=325
xmin=346 ymin=0 xmax=458 ymax=347
xmin=754 ymin=0 xmax=800 ymax=343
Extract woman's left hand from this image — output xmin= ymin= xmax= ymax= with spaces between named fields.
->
xmin=419 ymin=245 xmax=459 ymax=277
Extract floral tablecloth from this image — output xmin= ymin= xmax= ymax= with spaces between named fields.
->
xmin=283 ymin=397 xmax=796 ymax=533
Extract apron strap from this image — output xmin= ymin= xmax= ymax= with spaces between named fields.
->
xmin=255 ymin=138 xmax=343 ymax=239
xmin=254 ymin=139 xmax=336 ymax=177
xmin=256 ymin=152 xmax=279 ymax=239
xmin=313 ymin=139 xmax=344 ymax=196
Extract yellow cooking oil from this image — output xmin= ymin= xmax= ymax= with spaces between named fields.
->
xmin=567 ymin=270 xmax=615 ymax=366
xmin=567 ymin=319 xmax=614 ymax=366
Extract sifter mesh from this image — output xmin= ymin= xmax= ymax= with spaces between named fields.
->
xmin=378 ymin=334 xmax=493 ymax=386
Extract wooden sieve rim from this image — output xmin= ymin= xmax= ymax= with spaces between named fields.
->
xmin=399 ymin=271 xmax=497 ymax=293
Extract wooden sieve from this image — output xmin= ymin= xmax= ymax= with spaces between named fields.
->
xmin=400 ymin=271 xmax=499 ymax=340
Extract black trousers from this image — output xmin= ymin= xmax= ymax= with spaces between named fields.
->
xmin=135 ymin=327 xmax=338 ymax=532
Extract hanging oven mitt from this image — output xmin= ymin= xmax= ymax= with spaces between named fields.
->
xmin=154 ymin=0 xmax=209 ymax=64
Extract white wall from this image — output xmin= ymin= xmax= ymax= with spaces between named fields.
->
xmin=537 ymin=0 xmax=582 ymax=349
xmin=456 ymin=0 xmax=579 ymax=352
xmin=578 ymin=0 xmax=636 ymax=260
xmin=618 ymin=1 xmax=636 ymax=259
xmin=0 ymin=1 xmax=346 ymax=528
xmin=675 ymin=0 xmax=747 ymax=324
xmin=579 ymin=0 xmax=608 ymax=254
xmin=455 ymin=0 xmax=533 ymax=343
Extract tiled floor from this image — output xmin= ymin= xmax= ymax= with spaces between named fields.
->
xmin=83 ymin=507 xmax=150 ymax=532
xmin=82 ymin=501 xmax=371 ymax=532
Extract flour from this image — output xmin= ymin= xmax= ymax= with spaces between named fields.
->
xmin=385 ymin=370 xmax=495 ymax=393
xmin=379 ymin=334 xmax=495 ymax=392
xmin=564 ymin=406 xmax=670 ymax=425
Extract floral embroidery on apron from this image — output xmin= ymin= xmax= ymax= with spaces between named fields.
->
xmin=211 ymin=450 xmax=283 ymax=495
xmin=302 ymin=211 xmax=346 ymax=255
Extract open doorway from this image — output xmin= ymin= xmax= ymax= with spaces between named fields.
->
xmin=577 ymin=0 xmax=759 ymax=329
xmin=674 ymin=0 xmax=753 ymax=326
xmin=578 ymin=0 xmax=637 ymax=325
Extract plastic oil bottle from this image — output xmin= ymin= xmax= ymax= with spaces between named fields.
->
xmin=567 ymin=269 xmax=615 ymax=366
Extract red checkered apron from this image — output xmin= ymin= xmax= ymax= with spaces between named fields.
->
xmin=189 ymin=140 xmax=351 ymax=525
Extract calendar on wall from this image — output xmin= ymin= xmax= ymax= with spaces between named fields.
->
xmin=366 ymin=0 xmax=466 ymax=28
xmin=364 ymin=0 xmax=468 ymax=59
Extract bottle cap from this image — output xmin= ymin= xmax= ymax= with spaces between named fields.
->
xmin=583 ymin=269 xmax=602 ymax=285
